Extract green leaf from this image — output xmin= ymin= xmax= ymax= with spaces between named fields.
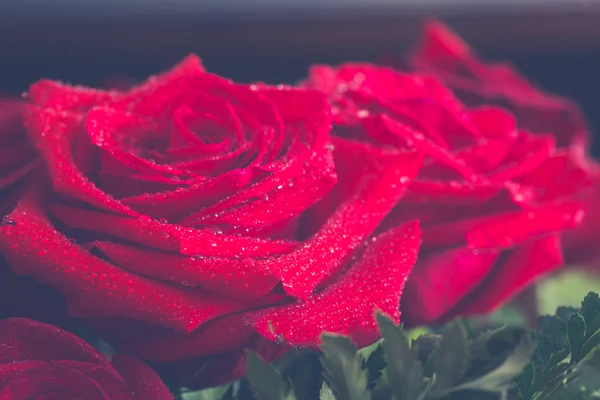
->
xmin=556 ymin=307 xmax=578 ymax=323
xmin=280 ymin=351 xmax=323 ymax=400
xmin=440 ymin=333 xmax=535 ymax=397
xmin=375 ymin=313 xmax=423 ymax=400
xmin=580 ymin=329 xmax=600 ymax=362
xmin=582 ymin=292 xmax=600 ymax=340
xmin=219 ymin=386 xmax=235 ymax=400
xmin=319 ymin=382 xmax=337 ymax=400
xmin=362 ymin=343 xmax=385 ymax=389
xmin=180 ymin=385 xmax=233 ymax=400
xmin=513 ymin=361 xmax=535 ymax=399
xmin=567 ymin=313 xmax=586 ymax=363
xmin=538 ymin=316 xmax=569 ymax=351
xmin=412 ymin=334 xmax=441 ymax=379
xmin=319 ymin=334 xmax=371 ymax=400
xmin=430 ymin=321 xmax=470 ymax=395
xmin=531 ymin=348 xmax=570 ymax=395
xmin=245 ymin=350 xmax=296 ymax=400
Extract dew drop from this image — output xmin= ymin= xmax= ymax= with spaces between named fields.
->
xmin=0 ymin=218 xmax=16 ymax=227
xmin=206 ymin=226 xmax=223 ymax=235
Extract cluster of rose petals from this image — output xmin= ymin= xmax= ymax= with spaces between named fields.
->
xmin=304 ymin=20 xmax=595 ymax=325
xmin=0 ymin=55 xmax=422 ymax=384
xmin=0 ymin=318 xmax=173 ymax=399
xmin=0 ymin=19 xmax=597 ymax=389
xmin=406 ymin=21 xmax=600 ymax=296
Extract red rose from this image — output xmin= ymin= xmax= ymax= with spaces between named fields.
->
xmin=305 ymin=24 xmax=593 ymax=325
xmin=405 ymin=21 xmax=600 ymax=274
xmin=0 ymin=318 xmax=173 ymax=399
xmin=0 ymin=56 xmax=421 ymax=383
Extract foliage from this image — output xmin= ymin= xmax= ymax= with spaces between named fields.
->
xmin=183 ymin=292 xmax=600 ymax=400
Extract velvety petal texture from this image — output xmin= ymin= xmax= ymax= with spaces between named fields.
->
xmin=406 ymin=20 xmax=589 ymax=154
xmin=0 ymin=55 xmax=422 ymax=386
xmin=0 ymin=318 xmax=173 ymax=399
xmin=305 ymin=22 xmax=594 ymax=325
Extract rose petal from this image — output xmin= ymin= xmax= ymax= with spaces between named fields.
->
xmin=376 ymin=115 xmax=479 ymax=181
xmin=49 ymin=203 xmax=298 ymax=257
xmin=24 ymin=106 xmax=139 ymax=216
xmin=466 ymin=201 xmax=584 ymax=249
xmin=94 ymin=242 xmax=279 ymax=298
xmin=187 ymin=147 xmax=336 ymax=232
xmin=405 ymin=179 xmax=502 ymax=204
xmin=449 ymin=234 xmax=564 ymax=317
xmin=407 ymin=20 xmax=589 ymax=151
xmin=483 ymin=132 xmax=555 ymax=183
xmin=0 ymin=318 xmax=110 ymax=367
xmin=89 ymin=314 xmax=256 ymax=363
xmin=270 ymin=140 xmax=422 ymax=299
xmin=0 ymin=186 xmax=284 ymax=332
xmin=111 ymin=355 xmax=175 ymax=400
xmin=400 ymin=247 xmax=499 ymax=325
xmin=0 ymin=361 xmax=135 ymax=400
xmin=85 ymin=107 xmax=189 ymax=178
xmin=515 ymin=151 xmax=594 ymax=203
xmin=255 ymin=221 xmax=420 ymax=347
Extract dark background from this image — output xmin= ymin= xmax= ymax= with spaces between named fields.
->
xmin=1 ymin=1 xmax=600 ymax=154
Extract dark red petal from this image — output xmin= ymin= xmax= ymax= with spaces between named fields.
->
xmin=23 ymin=106 xmax=138 ymax=216
xmin=49 ymin=203 xmax=298 ymax=257
xmin=94 ymin=242 xmax=279 ymax=298
xmin=0 ymin=187 xmax=282 ymax=332
xmin=92 ymin=313 xmax=256 ymax=363
xmin=449 ymin=235 xmax=564 ymax=317
xmin=255 ymin=221 xmax=420 ymax=348
xmin=466 ymin=201 xmax=584 ymax=250
xmin=111 ymin=355 xmax=174 ymax=400
xmin=271 ymin=141 xmax=422 ymax=299
xmin=400 ymin=247 xmax=499 ymax=325
xmin=407 ymin=20 xmax=589 ymax=151
xmin=0 ymin=318 xmax=110 ymax=366
xmin=0 ymin=361 xmax=133 ymax=400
